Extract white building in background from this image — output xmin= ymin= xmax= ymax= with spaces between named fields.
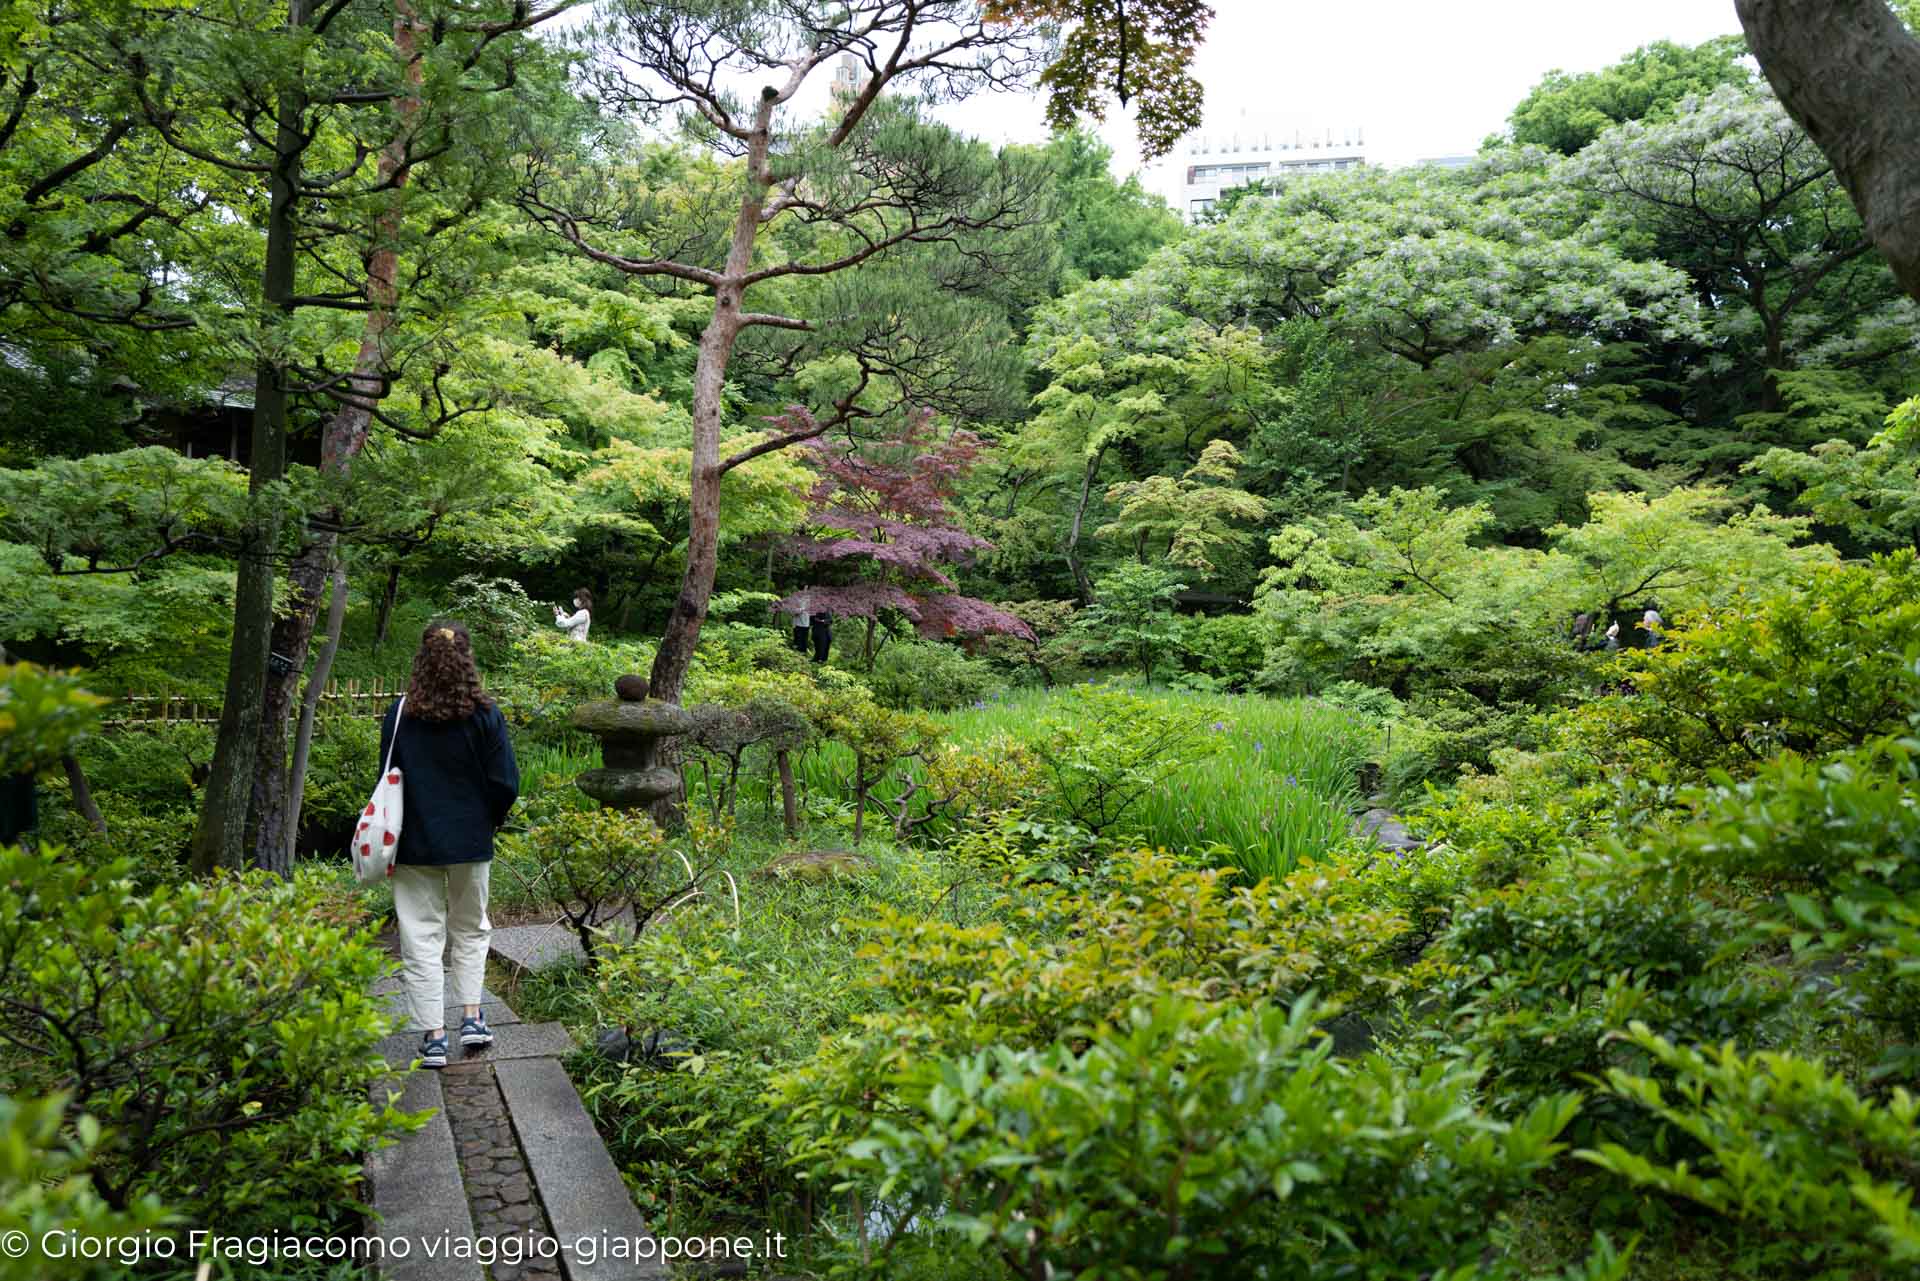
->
xmin=1173 ymin=124 xmax=1368 ymax=220
xmin=828 ymin=53 xmax=872 ymax=106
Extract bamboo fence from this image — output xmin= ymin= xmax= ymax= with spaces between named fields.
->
xmin=101 ymin=679 xmax=405 ymax=731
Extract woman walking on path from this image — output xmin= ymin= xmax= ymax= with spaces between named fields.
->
xmin=554 ymin=588 xmax=593 ymax=642
xmin=380 ymin=621 xmax=520 ymax=1069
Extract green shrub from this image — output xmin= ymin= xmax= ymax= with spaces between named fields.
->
xmin=0 ymin=1092 xmax=174 ymax=1281
xmin=1409 ymin=781 xmax=1577 ymax=891
xmin=497 ymin=807 xmax=694 ymax=971
xmin=1431 ymin=851 xmax=1784 ymax=1139
xmin=0 ymin=848 xmax=418 ymax=1235
xmin=773 ymin=850 xmax=1414 ymax=1157
xmin=1070 ymin=563 xmax=1187 ymax=683
xmin=1338 ymin=839 xmax=1477 ymax=957
xmin=580 ymin=843 xmax=951 ymax=1231
xmin=493 ymin=631 xmax=656 ymax=744
xmin=974 ymin=599 xmax=1084 ymax=687
xmin=69 ymin=724 xmax=211 ymax=813
xmin=1584 ymin=1025 xmax=1920 ymax=1279
xmin=298 ymin=714 xmax=381 ymax=841
xmin=864 ymin=641 xmax=993 ymax=711
xmin=0 ymin=664 xmax=108 ymax=775
xmin=1172 ymin=611 xmax=1264 ymax=690
xmin=1568 ymin=554 xmax=1920 ymax=780
xmin=41 ymin=798 xmax=193 ymax=889
xmin=442 ymin=573 xmax=544 ymax=663
xmin=1641 ymin=729 xmax=1920 ymax=1072
xmin=1029 ymin=685 xmax=1214 ymax=841
xmin=806 ymin=996 xmax=1580 ymax=1281
xmin=1384 ymin=697 xmax=1545 ymax=799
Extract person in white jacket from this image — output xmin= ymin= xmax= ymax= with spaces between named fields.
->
xmin=554 ymin=588 xmax=592 ymax=642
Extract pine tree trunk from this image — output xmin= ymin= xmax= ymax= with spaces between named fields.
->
xmin=191 ymin=13 xmax=307 ymax=875
xmin=645 ymin=90 xmax=774 ymax=708
xmin=647 ymin=304 xmax=742 ymax=705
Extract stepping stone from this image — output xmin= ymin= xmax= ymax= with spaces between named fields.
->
xmin=495 ymin=1057 xmax=669 ymax=1281
xmin=365 ymin=1069 xmax=484 ymax=1281
xmin=489 ymin=912 xmax=634 ymax=976
xmin=378 ymin=1022 xmax=574 ymax=1070
xmin=1352 ymin=807 xmax=1423 ymax=851
xmin=378 ymin=988 xmax=525 ymax=1029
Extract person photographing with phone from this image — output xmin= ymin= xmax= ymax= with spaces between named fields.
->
xmin=554 ymin=587 xmax=592 ymax=642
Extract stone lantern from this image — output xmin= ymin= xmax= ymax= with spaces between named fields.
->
xmin=568 ymin=675 xmax=693 ymax=810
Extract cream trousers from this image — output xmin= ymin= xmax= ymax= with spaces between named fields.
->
xmin=392 ymin=861 xmax=492 ymax=1032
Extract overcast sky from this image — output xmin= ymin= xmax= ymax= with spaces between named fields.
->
xmin=916 ymin=0 xmax=1747 ymax=201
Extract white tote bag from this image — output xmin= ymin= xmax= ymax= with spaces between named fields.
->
xmin=352 ymin=695 xmax=405 ymax=885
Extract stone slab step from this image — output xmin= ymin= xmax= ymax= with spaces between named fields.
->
xmin=489 ymin=912 xmax=634 ymax=976
xmin=379 ymin=1021 xmax=574 ymax=1071
xmin=496 ymin=1056 xmax=669 ymax=1281
xmin=378 ymin=987 xmax=524 ymax=1029
xmin=1352 ymin=807 xmax=1422 ymax=852
xmin=365 ymin=1069 xmax=484 ymax=1281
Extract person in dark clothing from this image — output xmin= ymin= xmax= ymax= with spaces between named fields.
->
xmin=379 ymin=621 xmax=519 ymax=1069
xmin=0 ymin=770 xmax=35 ymax=846
xmin=809 ymin=610 xmax=833 ymax=663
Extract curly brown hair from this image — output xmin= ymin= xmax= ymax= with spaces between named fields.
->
xmin=404 ymin=620 xmax=494 ymax=722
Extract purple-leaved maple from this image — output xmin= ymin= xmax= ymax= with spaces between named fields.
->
xmin=775 ymin=410 xmax=1034 ymax=665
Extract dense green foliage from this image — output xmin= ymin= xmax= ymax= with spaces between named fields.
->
xmin=8 ymin=13 xmax=1920 ymax=1280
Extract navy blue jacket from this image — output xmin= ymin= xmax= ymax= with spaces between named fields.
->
xmin=377 ymin=699 xmax=520 ymax=866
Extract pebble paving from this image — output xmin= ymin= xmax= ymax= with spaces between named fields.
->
xmin=438 ymin=1060 xmax=565 ymax=1281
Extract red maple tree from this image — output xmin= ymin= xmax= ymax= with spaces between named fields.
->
xmin=774 ymin=409 xmax=1034 ymax=664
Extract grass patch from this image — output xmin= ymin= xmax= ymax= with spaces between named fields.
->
xmin=791 ymin=683 xmax=1374 ymax=879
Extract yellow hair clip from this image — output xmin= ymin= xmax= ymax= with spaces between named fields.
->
xmin=437 ymin=627 xmax=455 ymax=640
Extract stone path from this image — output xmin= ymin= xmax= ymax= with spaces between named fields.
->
xmin=366 ymin=960 xmax=666 ymax=1281
xmin=487 ymin=910 xmax=634 ymax=976
xmin=1352 ymin=794 xmax=1423 ymax=853
xmin=442 ymin=1063 xmax=563 ymax=1281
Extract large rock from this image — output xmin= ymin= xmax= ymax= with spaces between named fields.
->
xmin=569 ymin=699 xmax=695 ymax=740
xmin=754 ymin=848 xmax=870 ymax=882
xmin=576 ymin=766 xmax=681 ymax=808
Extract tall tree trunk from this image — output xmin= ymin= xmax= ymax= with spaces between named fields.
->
xmin=852 ymin=758 xmax=866 ymax=845
xmin=641 ymin=324 xmax=737 ymax=827
xmin=283 ymin=562 xmax=348 ymax=865
xmin=646 ymin=322 xmax=736 ymax=705
xmin=646 ymin=94 xmax=774 ymax=707
xmin=191 ymin=5 xmax=307 ymax=875
xmin=62 ymin=756 xmax=105 ymax=836
xmin=247 ymin=0 xmax=423 ymax=872
xmin=1736 ymin=0 xmax=1920 ymax=304
xmin=248 ymin=538 xmax=333 ymax=871
xmin=1065 ymin=447 xmax=1104 ymax=605
xmin=776 ymin=749 xmax=798 ymax=840
xmin=375 ymin=560 xmax=402 ymax=647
